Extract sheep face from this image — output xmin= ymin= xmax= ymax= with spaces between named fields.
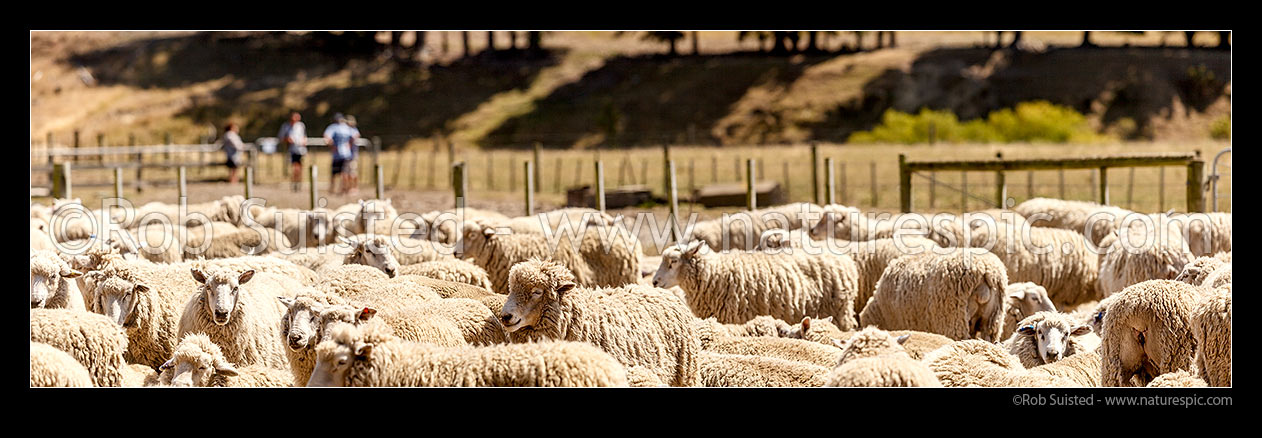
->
xmin=653 ymin=240 xmax=705 ymax=289
xmin=87 ymin=274 xmax=147 ymax=326
xmin=29 ymin=253 xmax=81 ymax=308
xmin=344 ymin=236 xmax=400 ymax=278
xmin=191 ymin=268 xmax=255 ymax=326
xmin=502 ymin=259 xmax=576 ymax=333
xmin=309 ymin=323 xmax=371 ymax=387
xmin=1005 ymin=283 xmax=1056 ymax=320
xmin=159 ymin=336 xmax=238 ymax=387
xmin=457 ymin=221 xmax=495 ymax=259
xmin=279 ymin=297 xmax=375 ymax=352
xmin=306 ymin=213 xmax=332 ymax=247
xmin=1017 ymin=313 xmax=1091 ymax=364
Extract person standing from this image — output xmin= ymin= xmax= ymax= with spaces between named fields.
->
xmin=278 ymin=111 xmax=307 ymax=192
xmin=324 ymin=113 xmax=360 ymax=195
xmin=221 ymin=122 xmax=246 ymax=185
xmin=345 ymin=115 xmax=362 ymax=195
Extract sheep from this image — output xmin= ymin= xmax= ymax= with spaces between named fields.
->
xmin=1012 ymin=197 xmax=1134 ymax=246
xmin=308 ymin=320 xmax=629 ymax=387
xmin=699 ymin=352 xmax=829 ymax=387
xmin=703 ymin=335 xmax=842 ymax=368
xmin=398 ymin=259 xmax=494 ymax=290
xmin=395 ymin=274 xmax=497 ymax=300
xmin=30 ymin=249 xmax=85 ymax=310
xmin=1003 ymin=311 xmax=1098 ymax=368
xmin=501 ymin=259 xmax=700 ymax=386
xmin=1002 ymin=282 xmax=1057 ymax=337
xmin=315 ymin=264 xmax=441 ymax=308
xmin=412 ymin=207 xmax=510 ymax=245
xmin=248 ymin=206 xmax=334 ymax=248
xmin=30 ymin=308 xmax=129 ymax=387
xmin=1097 ymin=221 xmax=1193 ymax=298
xmin=923 ymin=339 xmax=1076 ymax=387
xmin=181 ymin=221 xmax=243 ymax=249
xmin=80 ymin=262 xmax=201 ymax=368
xmin=825 ymin=327 xmax=942 ymax=387
xmin=31 ymin=218 xmax=56 ymax=251
xmin=1190 ymin=286 xmax=1231 ymax=386
xmin=829 ymin=329 xmax=955 ymax=361
xmin=923 ymin=211 xmax=1025 ymax=248
xmin=652 ymin=239 xmax=860 ymax=328
xmin=156 ymin=333 xmax=293 ymax=387
xmin=683 ymin=202 xmax=824 ymax=251
xmin=478 ymin=208 xmax=618 ymax=236
xmin=1175 ymin=255 xmax=1227 ymax=287
xmin=1027 ymin=351 xmax=1101 ymax=387
xmin=625 ymin=365 xmax=667 ymax=387
xmin=808 ymin=204 xmax=929 ymax=242
xmin=968 ymin=224 xmax=1101 ymax=308
xmin=781 ymin=316 xmax=849 ymax=346
xmin=1099 ymin=280 xmax=1203 ymax=387
xmin=197 ymin=255 xmax=320 ymax=286
xmin=1200 ymin=263 xmax=1231 ymax=290
xmin=459 ymin=219 xmax=640 ymax=293
xmin=30 ymin=341 xmax=94 ymax=387
xmin=392 ymin=297 xmax=506 ymax=346
xmin=858 ymin=249 xmax=1009 ymax=342
xmin=178 ymin=267 xmax=292 ymax=369
xmin=352 ymin=233 xmax=449 ymax=266
xmin=1177 ymin=212 xmax=1231 ymax=257
xmin=132 ymin=195 xmax=249 ymax=228
xmin=184 ymin=227 xmax=293 ymax=260
xmin=1146 ymin=370 xmax=1208 ymax=388
xmin=698 ymin=315 xmax=797 ymax=341
xmin=121 ymin=363 xmax=160 ymax=387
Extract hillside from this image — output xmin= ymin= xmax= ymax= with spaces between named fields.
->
xmin=30 ymin=31 xmax=1230 ymax=150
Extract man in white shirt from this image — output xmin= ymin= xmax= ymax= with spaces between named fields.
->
xmin=324 ymin=113 xmax=360 ymax=195
xmin=278 ymin=111 xmax=307 ymax=192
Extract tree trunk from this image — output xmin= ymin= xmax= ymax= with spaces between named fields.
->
xmin=462 ymin=31 xmax=471 ymax=57
xmin=416 ymin=31 xmax=427 ymax=60
xmin=667 ymin=38 xmax=677 ymax=56
xmin=1081 ymin=31 xmax=1096 ymax=48
xmin=528 ymin=31 xmax=542 ymax=53
xmin=487 ymin=31 xmax=496 ymax=52
xmin=854 ymin=31 xmax=864 ymax=51
xmin=1184 ymin=31 xmax=1195 ymax=47
xmin=509 ymin=31 xmax=518 ymax=50
xmin=1010 ymin=31 xmax=1023 ymax=48
xmin=692 ymin=31 xmax=700 ymax=55
xmin=806 ymin=31 xmax=819 ymax=52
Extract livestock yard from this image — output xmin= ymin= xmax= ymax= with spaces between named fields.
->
xmin=30 ymin=30 xmax=1232 ymax=394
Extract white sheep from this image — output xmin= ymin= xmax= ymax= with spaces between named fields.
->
xmin=1190 ymin=285 xmax=1230 ymax=386
xmin=969 ymin=224 xmax=1101 ymax=308
xmin=501 ymin=259 xmax=700 ymax=386
xmin=699 ymin=352 xmax=829 ymax=387
xmin=156 ymin=333 xmax=293 ymax=387
xmin=1002 ymin=282 xmax=1057 ymax=337
xmin=703 ymin=335 xmax=842 ymax=368
xmin=1012 ymin=197 xmax=1134 ymax=246
xmin=80 ymin=262 xmax=201 ymax=368
xmin=248 ymin=206 xmax=335 ymax=248
xmin=685 ymin=202 xmax=824 ymax=251
xmin=1003 ymin=311 xmax=1098 ymax=368
xmin=825 ymin=327 xmax=942 ymax=387
xmin=652 ymin=240 xmax=861 ymax=328
xmin=924 ymin=339 xmax=1077 ymax=387
xmin=178 ymin=267 xmax=293 ymax=369
xmin=858 ymin=249 xmax=1009 ymax=342
xmin=308 ymin=320 xmax=629 ymax=387
xmin=30 ymin=341 xmax=94 ymax=387
xmin=1097 ymin=220 xmax=1193 ymax=298
xmin=30 ymin=308 xmax=129 ymax=387
xmin=1099 ymin=280 xmax=1202 ymax=387
xmin=184 ymin=227 xmax=293 ymax=260
xmin=459 ymin=219 xmax=640 ymax=293
xmin=1026 ymin=351 xmax=1101 ymax=387
xmin=398 ymin=259 xmax=495 ymax=290
xmin=1146 ymin=370 xmax=1208 ymax=387
xmin=30 ymin=249 xmax=85 ymax=310
xmin=808 ymin=204 xmax=929 ymax=242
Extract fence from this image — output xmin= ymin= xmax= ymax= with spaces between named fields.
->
xmin=897 ymin=152 xmax=1208 ymax=213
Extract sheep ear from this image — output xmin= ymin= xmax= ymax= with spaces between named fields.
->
xmin=1006 ymin=286 xmax=1026 ymax=300
xmin=895 ymin=334 xmax=910 ymax=345
xmin=357 ymin=307 xmax=377 ymax=322
xmin=482 ymin=226 xmax=496 ymax=237
xmin=1070 ymin=325 xmax=1092 ymax=336
xmin=238 ymin=270 xmax=255 ymax=284
xmin=1018 ymin=325 xmax=1036 ymax=336
xmin=190 ymin=268 xmax=207 ymax=284
xmin=278 ymin=296 xmax=296 ymax=308
xmin=821 ymin=316 xmax=834 ymax=324
xmin=556 ymin=282 xmax=576 ymax=295
xmin=133 ymin=284 xmax=150 ymax=295
xmin=159 ymin=359 xmax=174 ymax=372
xmin=214 ymin=359 xmax=239 ymax=376
xmin=354 ymin=342 xmax=373 ymax=359
xmin=683 ymin=240 xmax=703 ymax=257
xmin=61 ymin=268 xmax=83 ymax=279
xmin=800 ymin=317 xmax=812 ymax=331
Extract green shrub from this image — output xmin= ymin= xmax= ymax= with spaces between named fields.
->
xmin=1209 ymin=115 xmax=1230 ymax=140
xmin=847 ymin=101 xmax=1111 ymax=144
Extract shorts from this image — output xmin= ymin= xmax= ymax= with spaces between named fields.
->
xmin=225 ymin=159 xmax=240 ymax=169
xmin=289 ymin=153 xmax=305 ymax=164
xmin=332 ymin=159 xmax=356 ymax=176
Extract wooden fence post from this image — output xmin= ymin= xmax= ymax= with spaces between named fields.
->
xmin=960 ymin=171 xmax=968 ymax=211
xmin=1058 ymin=168 xmax=1066 ymax=199
xmin=782 ymin=161 xmax=790 ymax=201
xmin=309 ymin=165 xmax=319 ymax=210
xmin=178 ymin=167 xmax=187 ymax=201
xmin=810 ymin=142 xmax=820 ymax=204
xmin=114 ymin=167 xmax=124 ymax=200
xmin=839 ymin=162 xmax=847 ymax=205
xmin=746 ymin=159 xmax=757 ymax=211
xmin=595 ymin=160 xmax=606 ymax=213
xmin=667 ymin=159 xmax=680 ymax=242
xmin=375 ymin=165 xmax=384 ymax=200
xmin=1098 ymin=166 xmax=1109 ymax=205
xmin=825 ymin=158 xmax=836 ymax=205
xmin=898 ymin=154 xmax=911 ymax=213
xmin=524 ymin=160 xmax=534 ymax=216
xmin=1186 ymin=160 xmax=1205 ymax=213
xmin=662 ymin=143 xmax=672 ymax=196
xmin=710 ymin=154 xmax=718 ymax=183
xmin=1126 ymin=167 xmax=1136 ymax=209
xmin=453 ymin=161 xmax=468 ymax=209
xmin=244 ymin=167 xmax=253 ymax=199
xmin=870 ymin=161 xmax=879 ymax=208
xmin=1159 ymin=167 xmax=1166 ymax=211
xmin=533 ymin=142 xmax=542 ymax=193
xmin=73 ymin=130 xmax=80 ymax=163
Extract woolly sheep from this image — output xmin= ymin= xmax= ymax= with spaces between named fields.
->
xmin=395 ymin=274 xmax=497 ymax=300
xmin=460 ymin=219 xmax=640 ymax=293
xmin=825 ymin=327 xmax=942 ymax=387
xmin=30 ymin=249 xmax=85 ymax=310
xmin=121 ymin=363 xmax=159 ymax=387
xmin=315 ymin=264 xmax=442 ymax=309
xmin=478 ymin=208 xmax=618 ymax=236
xmin=31 ymin=218 xmax=56 ymax=251
xmin=80 ymin=262 xmax=200 ymax=367
xmin=393 ymin=297 xmax=506 ymax=346
xmin=1146 ymin=370 xmax=1207 ymax=388
xmin=178 ymin=267 xmax=292 ymax=369
xmin=699 ymin=352 xmax=829 ymax=387
xmin=1012 ymin=197 xmax=1134 ymax=246
xmin=351 ymin=233 xmax=449 ymax=266
xmin=1002 ymin=282 xmax=1057 ymax=337
xmin=30 ymin=308 xmax=129 ymax=387
xmin=249 ymin=206 xmax=335 ymax=248
xmin=1175 ymin=255 xmax=1227 ymax=287
xmin=1027 ymin=351 xmax=1101 ymax=387
xmin=501 ymin=259 xmax=700 ymax=386
xmin=398 ymin=259 xmax=494 ymax=290
xmin=308 ymin=320 xmax=629 ymax=387
xmin=808 ymin=204 xmax=929 ymax=242
xmin=652 ymin=240 xmax=860 ymax=328
xmin=30 ymin=341 xmax=94 ymax=387
xmin=411 ymin=207 xmax=509 ymax=245
xmin=157 ymin=333 xmax=293 ymax=387
xmin=858 ymin=249 xmax=1009 ymax=342
xmin=1200 ymin=263 xmax=1231 ymax=290
xmin=1099 ymin=280 xmax=1202 ymax=387
xmin=1176 ymin=212 xmax=1231 ymax=257
xmin=184 ymin=227 xmax=293 ymax=260
xmin=686 ymin=202 xmax=824 ymax=251
xmin=969 ymin=224 xmax=1101 ymax=308
xmin=1096 ymin=220 xmax=1193 ymax=297
xmin=924 ymin=339 xmax=1076 ymax=387
xmin=829 ymin=329 xmax=955 ymax=361
xmin=625 ymin=365 xmax=667 ymax=387
xmin=704 ymin=335 xmax=842 ymax=368
xmin=1003 ymin=311 xmax=1098 ymax=368
xmin=1189 ymin=286 xmax=1230 ymax=386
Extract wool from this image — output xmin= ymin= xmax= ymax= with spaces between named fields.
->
xmin=699 ymin=352 xmax=828 ymax=387
xmin=30 ymin=308 xmax=129 ymax=387
xmin=178 ymin=267 xmax=293 ymax=369
xmin=460 ymin=219 xmax=641 ymax=293
xmin=858 ymin=249 xmax=1009 ymax=342
xmin=1189 ymin=286 xmax=1231 ymax=386
xmin=29 ymin=341 xmax=94 ymax=387
xmin=1099 ymin=280 xmax=1203 ymax=387
xmin=157 ymin=333 xmax=293 ymax=387
xmin=30 ymin=249 xmax=85 ymax=310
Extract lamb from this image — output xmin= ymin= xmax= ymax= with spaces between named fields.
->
xmin=1003 ymin=311 xmax=1099 ymax=368
xmin=1189 ymin=286 xmax=1230 ymax=386
xmin=30 ymin=249 xmax=85 ymax=310
xmin=398 ymin=259 xmax=495 ymax=290
xmin=1099 ymin=280 xmax=1202 ymax=387
xmin=858 ymin=249 xmax=1009 ymax=342
xmin=30 ymin=341 xmax=94 ymax=387
xmin=652 ymin=240 xmax=860 ymax=328
xmin=178 ymin=267 xmax=292 ymax=369
xmin=923 ymin=339 xmax=1076 ymax=387
xmin=703 ymin=335 xmax=842 ymax=368
xmin=825 ymin=327 xmax=942 ymax=387
xmin=1002 ymin=282 xmax=1057 ymax=337
xmin=156 ymin=333 xmax=293 ymax=387
xmin=459 ymin=219 xmax=640 ymax=293
xmin=1146 ymin=370 xmax=1208 ymax=387
xmin=29 ymin=308 xmax=129 ymax=387
xmin=79 ymin=262 xmax=201 ymax=367
xmin=1027 ymin=351 xmax=1101 ymax=387
xmin=684 ymin=202 xmax=824 ymax=251
xmin=969 ymin=224 xmax=1101 ymax=308
xmin=1012 ymin=197 xmax=1135 ymax=246
xmin=501 ymin=259 xmax=700 ymax=386
xmin=1097 ymin=222 xmax=1193 ymax=297
xmin=308 ymin=320 xmax=629 ymax=387
xmin=699 ymin=352 xmax=829 ymax=387
xmin=121 ymin=363 xmax=160 ymax=387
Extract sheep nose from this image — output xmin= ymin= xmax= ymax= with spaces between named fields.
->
xmin=384 ymin=268 xmax=396 ymax=277
xmin=214 ymin=310 xmax=230 ymax=320
xmin=500 ymin=314 xmax=514 ymax=324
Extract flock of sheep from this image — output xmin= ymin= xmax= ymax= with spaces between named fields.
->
xmin=29 ymin=194 xmax=1231 ymax=387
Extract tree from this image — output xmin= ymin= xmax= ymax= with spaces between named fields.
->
xmin=527 ymin=31 xmax=543 ymax=53
xmin=642 ymin=31 xmax=685 ymax=56
xmin=1009 ymin=31 xmax=1022 ymax=48
xmin=487 ymin=31 xmax=496 ymax=53
xmin=1080 ymin=31 xmax=1096 ymax=48
xmin=462 ymin=31 xmax=471 ymax=57
xmin=691 ymin=31 xmax=700 ymax=55
xmin=1184 ymin=31 xmax=1196 ymax=47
